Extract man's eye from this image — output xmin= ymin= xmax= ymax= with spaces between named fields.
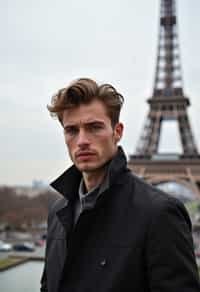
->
xmin=64 ymin=127 xmax=78 ymax=136
xmin=89 ymin=123 xmax=104 ymax=131
xmin=91 ymin=125 xmax=101 ymax=130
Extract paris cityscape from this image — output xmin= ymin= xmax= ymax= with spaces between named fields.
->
xmin=1 ymin=0 xmax=200 ymax=291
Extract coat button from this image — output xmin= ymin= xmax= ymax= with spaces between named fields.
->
xmin=100 ymin=259 xmax=107 ymax=267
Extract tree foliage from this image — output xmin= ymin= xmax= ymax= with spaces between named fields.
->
xmin=0 ymin=187 xmax=59 ymax=228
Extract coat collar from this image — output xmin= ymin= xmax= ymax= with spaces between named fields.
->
xmin=50 ymin=146 xmax=127 ymax=201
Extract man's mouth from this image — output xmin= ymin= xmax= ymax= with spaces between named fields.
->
xmin=75 ymin=151 xmax=96 ymax=160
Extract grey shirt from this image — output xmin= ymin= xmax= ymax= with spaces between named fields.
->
xmin=73 ymin=170 xmax=109 ymax=226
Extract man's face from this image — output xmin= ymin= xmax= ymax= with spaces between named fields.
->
xmin=62 ymin=99 xmax=123 ymax=174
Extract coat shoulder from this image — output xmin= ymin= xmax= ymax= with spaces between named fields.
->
xmin=125 ymin=171 xmax=191 ymax=228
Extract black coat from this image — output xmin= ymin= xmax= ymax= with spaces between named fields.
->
xmin=40 ymin=148 xmax=200 ymax=292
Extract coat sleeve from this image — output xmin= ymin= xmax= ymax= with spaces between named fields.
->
xmin=40 ymin=230 xmax=49 ymax=292
xmin=39 ymin=197 xmax=63 ymax=292
xmin=40 ymin=264 xmax=48 ymax=292
xmin=40 ymin=201 xmax=53 ymax=292
xmin=146 ymin=197 xmax=200 ymax=291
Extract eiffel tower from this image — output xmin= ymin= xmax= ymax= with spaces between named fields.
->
xmin=128 ymin=0 xmax=200 ymax=200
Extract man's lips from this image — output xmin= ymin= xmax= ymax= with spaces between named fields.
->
xmin=75 ymin=151 xmax=96 ymax=160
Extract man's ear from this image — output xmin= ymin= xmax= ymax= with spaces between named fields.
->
xmin=114 ymin=122 xmax=124 ymax=143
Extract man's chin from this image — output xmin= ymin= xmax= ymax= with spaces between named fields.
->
xmin=75 ymin=162 xmax=100 ymax=173
xmin=77 ymin=166 xmax=96 ymax=173
xmin=75 ymin=163 xmax=93 ymax=171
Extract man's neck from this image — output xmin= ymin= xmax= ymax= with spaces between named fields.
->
xmin=82 ymin=167 xmax=107 ymax=192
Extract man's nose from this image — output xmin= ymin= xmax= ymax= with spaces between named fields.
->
xmin=77 ymin=129 xmax=90 ymax=146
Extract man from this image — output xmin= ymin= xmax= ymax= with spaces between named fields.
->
xmin=41 ymin=78 xmax=200 ymax=292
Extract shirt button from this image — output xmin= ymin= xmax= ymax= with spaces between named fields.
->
xmin=100 ymin=259 xmax=107 ymax=267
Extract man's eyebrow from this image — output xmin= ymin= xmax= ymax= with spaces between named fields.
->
xmin=85 ymin=121 xmax=104 ymax=125
xmin=63 ymin=120 xmax=106 ymax=130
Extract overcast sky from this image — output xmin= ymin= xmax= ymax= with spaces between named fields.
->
xmin=1 ymin=0 xmax=200 ymax=185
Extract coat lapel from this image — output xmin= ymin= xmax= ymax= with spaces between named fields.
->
xmin=56 ymin=200 xmax=74 ymax=234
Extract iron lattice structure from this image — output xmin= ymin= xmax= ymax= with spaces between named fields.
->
xmin=128 ymin=0 xmax=200 ymax=198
